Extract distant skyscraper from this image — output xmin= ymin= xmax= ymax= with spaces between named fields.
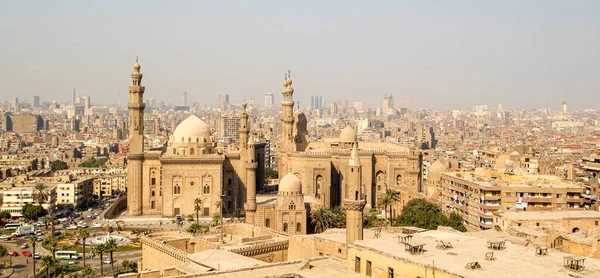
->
xmin=248 ymin=98 xmax=255 ymax=109
xmin=311 ymin=94 xmax=323 ymax=110
xmin=11 ymin=97 xmax=19 ymax=111
xmin=562 ymin=101 xmax=568 ymax=115
xmin=32 ymin=95 xmax=40 ymax=108
xmin=264 ymin=92 xmax=274 ymax=108
xmin=218 ymin=94 xmax=229 ymax=111
xmin=382 ymin=95 xmax=395 ymax=115
xmin=72 ymin=88 xmax=76 ymax=105
xmin=353 ymin=102 xmax=363 ymax=111
xmin=82 ymin=96 xmax=91 ymax=115
xmin=182 ymin=91 xmax=188 ymax=106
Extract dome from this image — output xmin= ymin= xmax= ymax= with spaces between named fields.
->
xmin=429 ymin=160 xmax=447 ymax=174
xmin=172 ymin=115 xmax=211 ymax=142
xmin=339 ymin=126 xmax=357 ymax=142
xmin=279 ymin=172 xmax=302 ymax=194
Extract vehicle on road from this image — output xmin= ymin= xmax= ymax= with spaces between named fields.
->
xmin=93 ymin=222 xmax=102 ymax=228
xmin=4 ymin=223 xmax=22 ymax=231
xmin=10 ymin=251 xmax=18 ymax=256
xmin=20 ymin=243 xmax=28 ymax=249
xmin=56 ymin=250 xmax=80 ymax=260
xmin=34 ymin=252 xmax=40 ymax=259
xmin=22 ymin=251 xmax=32 ymax=257
xmin=87 ymin=214 xmax=92 ymax=218
xmin=37 ymin=237 xmax=43 ymax=242
xmin=102 ymin=258 xmax=112 ymax=264
xmin=11 ymin=225 xmax=35 ymax=237
xmin=53 ymin=231 xmax=61 ymax=236
xmin=35 ymin=230 xmax=43 ymax=236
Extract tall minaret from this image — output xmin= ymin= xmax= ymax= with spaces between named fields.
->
xmin=72 ymin=88 xmax=76 ymax=106
xmin=240 ymin=101 xmax=249 ymax=157
xmin=281 ymin=70 xmax=295 ymax=148
xmin=345 ymin=142 xmax=365 ymax=244
xmin=244 ymin=134 xmax=258 ymax=224
xmin=127 ymin=57 xmax=145 ymax=216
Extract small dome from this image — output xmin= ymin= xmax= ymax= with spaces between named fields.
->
xmin=339 ymin=126 xmax=357 ymax=142
xmin=429 ymin=160 xmax=447 ymax=174
xmin=172 ymin=115 xmax=211 ymax=142
xmin=279 ymin=172 xmax=302 ymax=193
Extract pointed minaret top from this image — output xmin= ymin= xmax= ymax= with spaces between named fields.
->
xmin=349 ymin=143 xmax=361 ymax=167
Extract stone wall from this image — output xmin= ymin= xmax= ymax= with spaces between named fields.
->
xmin=288 ymin=235 xmax=347 ymax=261
xmin=141 ymin=235 xmax=189 ymax=271
xmin=105 ymin=196 xmax=128 ymax=219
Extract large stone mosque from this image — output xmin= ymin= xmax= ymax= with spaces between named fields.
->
xmin=125 ymin=59 xmax=422 ymax=235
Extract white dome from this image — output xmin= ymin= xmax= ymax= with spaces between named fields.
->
xmin=172 ymin=115 xmax=211 ymax=142
xmin=339 ymin=126 xmax=357 ymax=142
xmin=279 ymin=172 xmax=302 ymax=194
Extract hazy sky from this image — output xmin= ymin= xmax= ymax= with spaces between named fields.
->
xmin=1 ymin=1 xmax=598 ymax=110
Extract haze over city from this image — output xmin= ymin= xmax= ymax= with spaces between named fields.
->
xmin=1 ymin=0 xmax=599 ymax=109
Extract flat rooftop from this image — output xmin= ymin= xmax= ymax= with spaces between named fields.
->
xmin=354 ymin=229 xmax=600 ymax=277
xmin=500 ymin=211 xmax=600 ymax=221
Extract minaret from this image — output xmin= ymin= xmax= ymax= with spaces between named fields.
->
xmin=345 ymin=142 xmax=365 ymax=244
xmin=127 ymin=57 xmax=145 ymax=216
xmin=281 ymin=70 xmax=295 ymax=148
xmin=244 ymin=134 xmax=258 ymax=224
xmin=72 ymin=88 xmax=76 ymax=106
xmin=240 ymin=101 xmax=249 ymax=156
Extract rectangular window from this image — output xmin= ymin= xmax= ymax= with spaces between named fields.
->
xmin=354 ymin=257 xmax=361 ymax=273
xmin=388 ymin=267 xmax=394 ymax=278
xmin=366 ymin=261 xmax=372 ymax=277
xmin=151 ymin=178 xmax=156 ymax=185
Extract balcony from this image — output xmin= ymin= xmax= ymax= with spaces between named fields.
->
xmin=481 ymin=195 xmax=501 ymax=201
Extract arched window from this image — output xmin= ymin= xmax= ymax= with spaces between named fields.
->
xmin=283 ymin=223 xmax=288 ymax=232
xmin=190 ymin=148 xmax=195 ymax=155
xmin=174 ymin=185 xmax=181 ymax=195
xmin=203 ymin=176 xmax=211 ymax=194
xmin=151 ymin=201 xmax=155 ymax=209
xmin=265 ymin=218 xmax=270 ymax=228
xmin=150 ymin=168 xmax=157 ymax=185
xmin=296 ymin=223 xmax=301 ymax=232
xmin=396 ymin=174 xmax=402 ymax=185
xmin=289 ymin=201 xmax=295 ymax=210
xmin=315 ymin=175 xmax=323 ymax=198
xmin=376 ymin=171 xmax=384 ymax=191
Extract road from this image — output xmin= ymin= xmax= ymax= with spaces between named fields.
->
xmin=1 ymin=198 xmax=141 ymax=277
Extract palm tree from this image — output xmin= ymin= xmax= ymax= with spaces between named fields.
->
xmin=310 ymin=208 xmax=334 ymax=233
xmin=46 ymin=238 xmax=58 ymax=263
xmin=77 ymin=229 xmax=91 ymax=267
xmin=29 ymin=235 xmax=38 ymax=276
xmin=82 ymin=265 xmax=95 ymax=277
xmin=377 ymin=189 xmax=401 ymax=226
xmin=0 ymin=245 xmax=8 ymax=267
xmin=40 ymin=255 xmax=53 ymax=278
xmin=33 ymin=183 xmax=49 ymax=206
xmin=82 ymin=265 xmax=95 ymax=278
xmin=105 ymin=238 xmax=118 ymax=275
xmin=193 ymin=198 xmax=205 ymax=224
xmin=94 ymin=243 xmax=107 ymax=277
xmin=121 ymin=259 xmax=130 ymax=273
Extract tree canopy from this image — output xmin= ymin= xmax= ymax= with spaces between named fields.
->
xmin=265 ymin=168 xmax=278 ymax=179
xmin=50 ymin=160 xmax=68 ymax=171
xmin=0 ymin=211 xmax=11 ymax=221
xmin=79 ymin=157 xmax=109 ymax=168
xmin=396 ymin=198 xmax=466 ymax=232
xmin=22 ymin=204 xmax=48 ymax=220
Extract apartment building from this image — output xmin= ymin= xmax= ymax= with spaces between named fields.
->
xmin=93 ymin=174 xmax=126 ymax=197
xmin=56 ymin=177 xmax=94 ymax=209
xmin=439 ymin=169 xmax=584 ymax=231
xmin=0 ymin=186 xmax=56 ymax=217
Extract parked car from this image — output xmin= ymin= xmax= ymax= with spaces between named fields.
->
xmin=10 ymin=251 xmax=18 ymax=256
xmin=22 ymin=251 xmax=32 ymax=257
xmin=93 ymin=222 xmax=102 ymax=228
xmin=34 ymin=252 xmax=40 ymax=259
xmin=36 ymin=237 xmax=43 ymax=242
xmin=102 ymin=258 xmax=112 ymax=264
xmin=20 ymin=243 xmax=28 ymax=249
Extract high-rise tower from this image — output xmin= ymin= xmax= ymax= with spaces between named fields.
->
xmin=562 ymin=101 xmax=568 ymax=115
xmin=72 ymin=88 xmax=76 ymax=106
xmin=345 ymin=142 xmax=365 ymax=244
xmin=281 ymin=70 xmax=295 ymax=148
xmin=127 ymin=58 xmax=146 ymax=216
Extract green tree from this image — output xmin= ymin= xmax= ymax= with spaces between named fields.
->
xmin=77 ymin=229 xmax=91 ymax=267
xmin=93 ymin=243 xmax=107 ymax=277
xmin=48 ymin=238 xmax=58 ymax=265
xmin=40 ymin=255 xmax=53 ymax=278
xmin=29 ymin=236 xmax=38 ymax=276
xmin=232 ymin=208 xmax=245 ymax=220
xmin=186 ymin=223 xmax=205 ymax=235
xmin=82 ymin=266 xmax=95 ymax=277
xmin=105 ymin=238 xmax=118 ymax=276
xmin=329 ymin=206 xmax=346 ymax=228
xmin=396 ymin=198 xmax=465 ymax=232
xmin=193 ymin=198 xmax=205 ymax=224
xmin=212 ymin=215 xmax=221 ymax=226
xmin=22 ymin=204 xmax=48 ymax=220
xmin=33 ymin=183 xmax=49 ymax=205
xmin=310 ymin=208 xmax=334 ymax=233
xmin=0 ymin=245 xmax=8 ymax=266
xmin=0 ymin=211 xmax=11 ymax=221
xmin=447 ymin=212 xmax=467 ymax=232
xmin=50 ymin=160 xmax=68 ymax=171
xmin=121 ymin=259 xmax=131 ymax=273
xmin=265 ymin=168 xmax=278 ymax=179
xmin=78 ymin=157 xmax=108 ymax=168
xmin=377 ymin=189 xmax=401 ymax=226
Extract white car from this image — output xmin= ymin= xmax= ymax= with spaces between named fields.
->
xmin=93 ymin=223 xmax=102 ymax=228
xmin=102 ymin=258 xmax=112 ymax=264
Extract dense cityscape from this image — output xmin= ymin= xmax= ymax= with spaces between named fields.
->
xmin=1 ymin=2 xmax=600 ymax=278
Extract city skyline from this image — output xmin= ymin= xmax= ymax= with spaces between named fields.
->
xmin=1 ymin=1 xmax=599 ymax=109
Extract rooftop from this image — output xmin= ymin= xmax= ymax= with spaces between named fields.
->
xmin=354 ymin=229 xmax=600 ymax=277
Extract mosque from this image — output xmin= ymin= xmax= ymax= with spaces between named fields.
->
xmin=125 ymin=59 xmax=422 ymax=235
